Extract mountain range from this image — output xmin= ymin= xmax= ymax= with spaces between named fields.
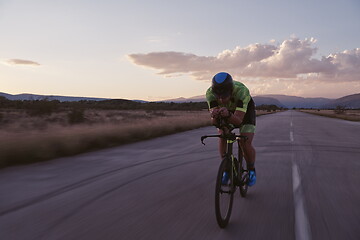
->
xmin=153 ymin=93 xmax=360 ymax=109
xmin=1 ymin=92 xmax=359 ymax=109
xmin=0 ymin=92 xmax=110 ymax=102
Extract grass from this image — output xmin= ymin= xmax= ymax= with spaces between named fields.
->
xmin=299 ymin=109 xmax=360 ymax=122
xmin=0 ymin=109 xmax=280 ymax=168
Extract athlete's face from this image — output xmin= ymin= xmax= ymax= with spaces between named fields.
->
xmin=218 ymin=95 xmax=231 ymax=104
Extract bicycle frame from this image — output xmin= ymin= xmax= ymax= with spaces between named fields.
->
xmin=201 ymin=131 xmax=247 ymax=186
xmin=225 ymin=135 xmax=238 ymax=186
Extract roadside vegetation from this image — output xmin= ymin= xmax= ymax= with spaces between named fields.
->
xmin=0 ymin=97 xmax=283 ymax=168
xmin=299 ymin=107 xmax=360 ymax=121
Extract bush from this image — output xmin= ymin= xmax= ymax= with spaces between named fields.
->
xmin=257 ymin=104 xmax=281 ymax=111
xmin=26 ymin=100 xmax=59 ymax=116
xmin=334 ymin=106 xmax=346 ymax=114
xmin=0 ymin=96 xmax=9 ymax=106
xmin=68 ymin=108 xmax=85 ymax=124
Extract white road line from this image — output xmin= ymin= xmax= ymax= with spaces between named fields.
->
xmin=292 ymin=162 xmax=312 ymax=240
xmin=290 ymin=131 xmax=294 ymax=142
xmin=290 ymin=119 xmax=294 ymax=141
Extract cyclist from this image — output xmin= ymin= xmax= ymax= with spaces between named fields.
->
xmin=206 ymin=72 xmax=256 ymax=186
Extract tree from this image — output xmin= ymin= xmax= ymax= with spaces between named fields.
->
xmin=334 ymin=105 xmax=346 ymax=114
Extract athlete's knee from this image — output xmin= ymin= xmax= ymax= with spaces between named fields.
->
xmin=239 ymin=139 xmax=254 ymax=153
xmin=239 ymin=138 xmax=251 ymax=148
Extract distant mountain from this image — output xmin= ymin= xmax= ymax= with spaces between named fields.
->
xmin=252 ymin=96 xmax=285 ymax=107
xmin=2 ymin=92 xmax=359 ymax=109
xmin=0 ymin=92 xmax=149 ymax=103
xmin=162 ymin=97 xmax=188 ymax=103
xmin=162 ymin=94 xmax=360 ymax=109
xmin=259 ymin=94 xmax=333 ymax=108
xmin=132 ymin=100 xmax=149 ymax=103
xmin=162 ymin=94 xmax=332 ymax=108
xmin=162 ymin=95 xmax=205 ymax=103
xmin=0 ymin=92 xmax=110 ymax=102
xmin=162 ymin=95 xmax=285 ymax=107
xmin=322 ymin=93 xmax=360 ymax=109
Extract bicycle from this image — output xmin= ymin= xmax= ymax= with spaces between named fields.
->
xmin=201 ymin=121 xmax=249 ymax=228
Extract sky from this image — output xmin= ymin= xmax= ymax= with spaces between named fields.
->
xmin=1 ymin=0 xmax=360 ymax=101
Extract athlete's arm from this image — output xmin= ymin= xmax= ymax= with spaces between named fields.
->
xmin=210 ymin=108 xmax=221 ymax=126
xmin=207 ymin=89 xmax=221 ymax=126
xmin=228 ymin=110 xmax=245 ymax=126
xmin=219 ymin=108 xmax=244 ymax=126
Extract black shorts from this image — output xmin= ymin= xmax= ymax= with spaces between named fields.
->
xmin=243 ymin=97 xmax=256 ymax=126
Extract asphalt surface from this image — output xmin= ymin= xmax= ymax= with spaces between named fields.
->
xmin=0 ymin=110 xmax=359 ymax=240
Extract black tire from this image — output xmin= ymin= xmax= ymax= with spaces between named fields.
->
xmin=239 ymin=157 xmax=248 ymax=198
xmin=215 ymin=157 xmax=235 ymax=228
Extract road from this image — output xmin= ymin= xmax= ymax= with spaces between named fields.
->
xmin=0 ymin=111 xmax=359 ymax=240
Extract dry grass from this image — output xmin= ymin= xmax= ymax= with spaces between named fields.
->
xmin=0 ymin=109 xmax=280 ymax=168
xmin=300 ymin=109 xmax=360 ymax=121
xmin=0 ymin=110 xmax=211 ymax=168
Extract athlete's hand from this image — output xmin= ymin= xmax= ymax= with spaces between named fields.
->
xmin=219 ymin=107 xmax=231 ymax=118
xmin=210 ymin=108 xmax=221 ymax=119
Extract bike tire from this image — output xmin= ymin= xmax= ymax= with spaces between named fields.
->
xmin=239 ymin=156 xmax=248 ymax=198
xmin=215 ymin=157 xmax=235 ymax=228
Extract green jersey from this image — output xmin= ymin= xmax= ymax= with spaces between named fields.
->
xmin=206 ymin=81 xmax=252 ymax=113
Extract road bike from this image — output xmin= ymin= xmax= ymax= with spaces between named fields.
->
xmin=201 ymin=122 xmax=249 ymax=228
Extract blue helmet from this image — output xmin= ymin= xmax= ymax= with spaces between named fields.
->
xmin=211 ymin=72 xmax=234 ymax=98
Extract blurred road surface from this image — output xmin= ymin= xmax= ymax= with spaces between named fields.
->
xmin=0 ymin=111 xmax=359 ymax=240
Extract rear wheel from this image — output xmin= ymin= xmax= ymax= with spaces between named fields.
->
xmin=215 ymin=157 xmax=234 ymax=228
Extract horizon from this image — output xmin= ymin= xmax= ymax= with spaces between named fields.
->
xmin=2 ymin=90 xmax=359 ymax=101
xmin=1 ymin=1 xmax=360 ymax=101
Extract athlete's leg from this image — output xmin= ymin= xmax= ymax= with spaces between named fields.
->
xmin=239 ymin=132 xmax=255 ymax=168
xmin=218 ymin=128 xmax=226 ymax=158
xmin=238 ymin=124 xmax=256 ymax=169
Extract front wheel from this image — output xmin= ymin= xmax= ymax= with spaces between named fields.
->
xmin=239 ymin=157 xmax=248 ymax=197
xmin=215 ymin=157 xmax=235 ymax=228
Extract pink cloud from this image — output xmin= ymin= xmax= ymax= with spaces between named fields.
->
xmin=242 ymin=38 xmax=336 ymax=78
xmin=128 ymin=43 xmax=276 ymax=80
xmin=128 ymin=37 xmax=360 ymax=83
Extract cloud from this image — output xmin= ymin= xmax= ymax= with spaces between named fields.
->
xmin=128 ymin=43 xmax=277 ymax=80
xmin=128 ymin=37 xmax=360 ymax=83
xmin=3 ymin=59 xmax=40 ymax=66
xmin=323 ymin=48 xmax=360 ymax=81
